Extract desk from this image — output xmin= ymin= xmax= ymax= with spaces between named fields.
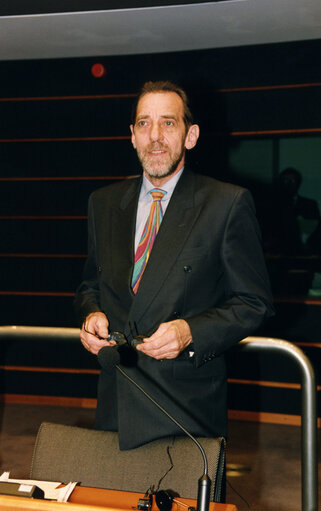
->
xmin=0 ymin=486 xmax=238 ymax=511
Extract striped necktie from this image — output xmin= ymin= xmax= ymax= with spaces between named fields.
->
xmin=131 ymin=188 xmax=167 ymax=294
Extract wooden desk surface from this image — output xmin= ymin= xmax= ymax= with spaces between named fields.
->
xmin=0 ymin=486 xmax=238 ymax=511
xmin=70 ymin=486 xmax=237 ymax=510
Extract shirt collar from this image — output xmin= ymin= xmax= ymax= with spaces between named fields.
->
xmin=140 ymin=167 xmax=184 ymax=201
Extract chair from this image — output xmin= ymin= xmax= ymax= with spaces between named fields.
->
xmin=30 ymin=422 xmax=226 ymax=502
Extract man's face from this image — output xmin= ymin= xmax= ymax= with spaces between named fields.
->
xmin=130 ymin=91 xmax=198 ymax=184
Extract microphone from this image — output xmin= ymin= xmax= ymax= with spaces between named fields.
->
xmin=98 ymin=345 xmax=211 ymax=511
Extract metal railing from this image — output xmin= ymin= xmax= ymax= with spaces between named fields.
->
xmin=0 ymin=327 xmax=318 ymax=510
xmin=239 ymin=336 xmax=318 ymax=511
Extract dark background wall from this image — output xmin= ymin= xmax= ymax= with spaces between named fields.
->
xmin=1 ymin=39 xmax=320 ymax=419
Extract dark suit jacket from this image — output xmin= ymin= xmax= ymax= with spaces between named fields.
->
xmin=74 ymin=169 xmax=274 ymax=449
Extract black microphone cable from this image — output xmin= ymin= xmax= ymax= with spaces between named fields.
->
xmin=116 ymin=364 xmax=209 ymax=477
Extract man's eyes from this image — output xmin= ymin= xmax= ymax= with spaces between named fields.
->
xmin=136 ymin=120 xmax=176 ymax=128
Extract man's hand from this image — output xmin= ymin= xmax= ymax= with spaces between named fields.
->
xmin=80 ymin=312 xmax=114 ymax=355
xmin=136 ymin=319 xmax=192 ymax=360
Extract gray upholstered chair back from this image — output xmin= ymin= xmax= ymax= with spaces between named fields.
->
xmin=30 ymin=422 xmax=226 ymax=502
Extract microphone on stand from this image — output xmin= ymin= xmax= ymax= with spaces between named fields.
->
xmin=97 ymin=345 xmax=211 ymax=511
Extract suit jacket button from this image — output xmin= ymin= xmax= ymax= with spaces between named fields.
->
xmin=184 ymin=265 xmax=192 ymax=273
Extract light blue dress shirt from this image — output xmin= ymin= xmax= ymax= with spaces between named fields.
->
xmin=134 ymin=168 xmax=184 ymax=251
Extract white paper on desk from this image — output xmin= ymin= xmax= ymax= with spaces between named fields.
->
xmin=0 ymin=472 xmax=78 ymax=502
xmin=57 ymin=482 xmax=78 ymax=502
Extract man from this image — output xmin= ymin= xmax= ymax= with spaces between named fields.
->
xmin=277 ymin=167 xmax=321 ymax=255
xmin=74 ymin=81 xmax=274 ymax=450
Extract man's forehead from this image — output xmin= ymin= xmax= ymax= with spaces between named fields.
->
xmin=136 ymin=91 xmax=184 ymax=117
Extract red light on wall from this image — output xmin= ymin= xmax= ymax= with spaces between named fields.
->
xmin=91 ymin=63 xmax=107 ymax=78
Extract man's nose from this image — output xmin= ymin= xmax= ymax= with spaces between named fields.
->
xmin=150 ymin=122 xmax=162 ymax=141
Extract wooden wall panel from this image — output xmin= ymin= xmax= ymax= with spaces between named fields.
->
xmin=0 ymin=141 xmax=137 ymax=178
xmin=0 ymin=257 xmax=84 ymax=292
xmin=0 ymin=296 xmax=76 ymax=326
xmin=1 ymin=179 xmax=122 ymax=215
xmin=0 ymin=219 xmax=87 ymax=253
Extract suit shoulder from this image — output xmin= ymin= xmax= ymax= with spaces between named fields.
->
xmin=89 ymin=177 xmax=140 ymax=205
xmin=194 ymin=173 xmax=249 ymax=200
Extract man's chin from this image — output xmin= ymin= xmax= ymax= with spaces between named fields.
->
xmin=145 ymin=167 xmax=172 ymax=179
xmin=142 ymin=160 xmax=173 ymax=179
xmin=143 ymin=157 xmax=183 ymax=178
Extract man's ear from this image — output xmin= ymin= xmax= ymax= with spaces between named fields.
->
xmin=130 ymin=124 xmax=136 ymax=149
xmin=185 ymin=124 xmax=200 ymax=150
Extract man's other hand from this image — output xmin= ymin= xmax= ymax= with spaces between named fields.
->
xmin=136 ymin=319 xmax=192 ymax=359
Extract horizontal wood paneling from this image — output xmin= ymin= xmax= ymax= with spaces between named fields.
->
xmin=0 ymin=219 xmax=87 ymax=253
xmin=1 ymin=393 xmax=319 ymax=426
xmin=228 ymin=383 xmax=303 ymax=416
xmin=0 ymin=369 xmax=98 ymax=398
xmin=0 ymin=295 xmax=76 ymax=326
xmin=1 ymin=86 xmax=320 ymax=139
xmin=228 ymin=410 xmax=321 ymax=428
xmin=0 ymin=393 xmax=97 ymax=408
xmin=0 ymin=257 xmax=84 ymax=292
xmin=0 ymin=370 xmax=319 ymax=417
xmin=0 ymin=333 xmax=95 ymax=367
xmin=0 ymin=97 xmax=134 ymax=138
xmin=0 ymin=140 xmax=138 ymax=178
xmin=0 ymin=180 xmax=119 ymax=216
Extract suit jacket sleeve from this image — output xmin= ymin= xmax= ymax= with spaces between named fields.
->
xmin=74 ymin=194 xmax=103 ymax=325
xmin=186 ymin=187 xmax=274 ymax=367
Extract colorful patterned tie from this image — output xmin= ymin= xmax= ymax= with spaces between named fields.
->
xmin=132 ymin=188 xmax=167 ymax=294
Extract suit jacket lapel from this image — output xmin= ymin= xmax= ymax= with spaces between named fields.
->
xmin=127 ymin=169 xmax=200 ymax=326
xmin=110 ymin=177 xmax=141 ymax=300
